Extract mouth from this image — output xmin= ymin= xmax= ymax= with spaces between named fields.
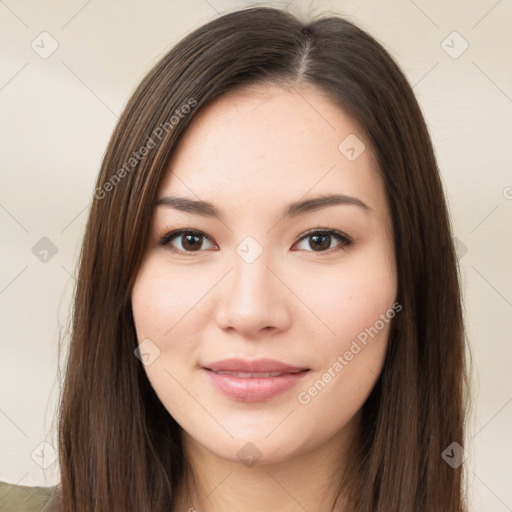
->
xmin=201 ymin=359 xmax=310 ymax=402
xmin=211 ymin=370 xmax=305 ymax=378
xmin=203 ymin=357 xmax=309 ymax=374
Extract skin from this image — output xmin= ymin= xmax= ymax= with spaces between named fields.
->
xmin=131 ymin=83 xmax=397 ymax=512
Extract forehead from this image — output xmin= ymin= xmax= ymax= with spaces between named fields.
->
xmin=159 ymin=83 xmax=385 ymax=216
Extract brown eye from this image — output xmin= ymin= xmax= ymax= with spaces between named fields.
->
xmin=158 ymin=228 xmax=351 ymax=256
xmin=294 ymin=229 xmax=352 ymax=253
xmin=309 ymin=233 xmax=331 ymax=251
xmin=181 ymin=233 xmax=202 ymax=251
xmin=159 ymin=229 xmax=215 ymax=254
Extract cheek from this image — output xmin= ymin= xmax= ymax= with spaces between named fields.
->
xmin=131 ymin=260 xmax=209 ymax=339
xmin=131 ymin=260 xmax=190 ymax=359
xmin=296 ymin=250 xmax=397 ymax=347
xmin=294 ymin=267 xmax=396 ymax=418
xmin=131 ymin=262 xmax=199 ymax=413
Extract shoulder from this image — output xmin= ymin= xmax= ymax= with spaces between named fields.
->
xmin=0 ymin=480 xmax=61 ymax=512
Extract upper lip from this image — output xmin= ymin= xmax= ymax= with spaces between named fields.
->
xmin=204 ymin=358 xmax=309 ymax=373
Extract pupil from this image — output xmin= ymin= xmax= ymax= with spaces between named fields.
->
xmin=184 ymin=234 xmax=201 ymax=251
xmin=310 ymin=234 xmax=329 ymax=251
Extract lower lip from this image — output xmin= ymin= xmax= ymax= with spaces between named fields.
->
xmin=204 ymin=369 xmax=310 ymax=402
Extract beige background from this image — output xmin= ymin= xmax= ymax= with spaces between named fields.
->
xmin=0 ymin=0 xmax=511 ymax=510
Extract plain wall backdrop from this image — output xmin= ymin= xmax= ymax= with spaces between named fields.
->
xmin=0 ymin=0 xmax=511 ymax=510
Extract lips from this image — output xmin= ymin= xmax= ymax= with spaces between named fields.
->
xmin=204 ymin=358 xmax=309 ymax=374
xmin=202 ymin=358 xmax=310 ymax=402
xmin=214 ymin=371 xmax=291 ymax=378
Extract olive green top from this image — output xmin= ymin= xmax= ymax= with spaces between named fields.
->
xmin=0 ymin=481 xmax=61 ymax=512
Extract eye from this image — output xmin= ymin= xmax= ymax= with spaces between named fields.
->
xmin=293 ymin=228 xmax=352 ymax=253
xmin=158 ymin=229 xmax=216 ymax=255
xmin=158 ymin=227 xmax=352 ymax=256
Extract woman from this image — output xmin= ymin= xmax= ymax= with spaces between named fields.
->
xmin=0 ymin=5 xmax=469 ymax=512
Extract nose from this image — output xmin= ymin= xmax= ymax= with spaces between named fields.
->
xmin=214 ymin=251 xmax=291 ymax=337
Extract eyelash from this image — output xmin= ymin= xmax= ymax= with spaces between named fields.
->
xmin=158 ymin=227 xmax=352 ymax=257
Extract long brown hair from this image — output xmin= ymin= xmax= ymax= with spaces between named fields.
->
xmin=57 ymin=6 xmax=469 ymax=511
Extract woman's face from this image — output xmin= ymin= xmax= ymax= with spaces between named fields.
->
xmin=131 ymin=83 xmax=397 ymax=465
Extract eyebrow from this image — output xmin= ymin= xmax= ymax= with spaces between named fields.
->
xmin=156 ymin=193 xmax=371 ymax=220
